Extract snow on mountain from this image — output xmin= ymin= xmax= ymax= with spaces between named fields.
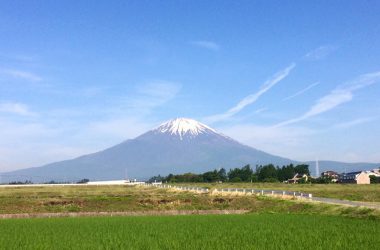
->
xmin=3 ymin=117 xmax=295 ymax=182
xmin=2 ymin=117 xmax=378 ymax=183
xmin=153 ymin=118 xmax=217 ymax=140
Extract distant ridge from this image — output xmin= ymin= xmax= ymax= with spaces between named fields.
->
xmin=2 ymin=118 xmax=378 ymax=182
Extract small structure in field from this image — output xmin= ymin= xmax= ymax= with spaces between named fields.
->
xmin=151 ymin=180 xmax=163 ymax=185
xmin=287 ymin=173 xmax=308 ymax=184
xmin=339 ymin=171 xmax=371 ymax=184
xmin=87 ymin=179 xmax=145 ymax=185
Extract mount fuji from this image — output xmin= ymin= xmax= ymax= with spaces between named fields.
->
xmin=2 ymin=118 xmax=378 ymax=182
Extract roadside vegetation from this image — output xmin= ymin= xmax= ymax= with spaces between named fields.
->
xmin=173 ymin=182 xmax=380 ymax=202
xmin=0 ymin=213 xmax=379 ymax=249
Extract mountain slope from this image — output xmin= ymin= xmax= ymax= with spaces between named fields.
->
xmin=2 ymin=118 xmax=378 ymax=182
xmin=306 ymin=161 xmax=379 ymax=176
xmin=2 ymin=118 xmax=295 ymax=182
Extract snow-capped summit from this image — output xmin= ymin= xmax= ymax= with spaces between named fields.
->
xmin=3 ymin=116 xmax=375 ymax=183
xmin=154 ymin=118 xmax=217 ymax=140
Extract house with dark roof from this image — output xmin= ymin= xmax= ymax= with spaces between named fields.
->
xmin=339 ymin=171 xmax=370 ymax=184
xmin=321 ymin=171 xmax=339 ymax=182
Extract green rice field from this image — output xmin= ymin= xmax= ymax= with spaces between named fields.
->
xmin=0 ymin=214 xmax=379 ymax=249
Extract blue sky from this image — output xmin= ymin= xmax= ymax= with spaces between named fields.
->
xmin=1 ymin=1 xmax=380 ymax=171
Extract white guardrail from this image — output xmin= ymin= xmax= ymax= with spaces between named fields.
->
xmin=142 ymin=183 xmax=312 ymax=199
xmin=142 ymin=183 xmax=209 ymax=193
xmin=215 ymin=188 xmax=312 ymax=199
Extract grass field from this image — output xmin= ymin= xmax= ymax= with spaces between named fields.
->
xmin=176 ymin=183 xmax=380 ymax=202
xmin=0 ymin=213 xmax=379 ymax=249
xmin=0 ymin=185 xmax=379 ymax=249
xmin=0 ymin=185 xmax=379 ymax=219
xmin=0 ymin=185 xmax=268 ymax=214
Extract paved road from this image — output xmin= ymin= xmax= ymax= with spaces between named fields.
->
xmin=310 ymin=197 xmax=380 ymax=210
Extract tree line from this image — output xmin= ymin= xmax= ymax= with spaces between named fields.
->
xmin=149 ymin=163 xmax=310 ymax=183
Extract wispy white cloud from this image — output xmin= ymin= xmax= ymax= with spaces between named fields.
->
xmin=206 ymin=63 xmax=296 ymax=123
xmin=86 ymin=118 xmax=152 ymax=141
xmin=304 ymin=45 xmax=336 ymax=60
xmin=190 ymin=40 xmax=220 ymax=51
xmin=129 ymin=80 xmax=181 ymax=110
xmin=0 ymin=118 xmax=95 ymax=171
xmin=282 ymin=81 xmax=319 ymax=101
xmin=274 ymin=71 xmax=380 ymax=127
xmin=0 ymin=108 xmax=153 ymax=171
xmin=137 ymin=81 xmax=180 ymax=99
xmin=0 ymin=53 xmax=37 ymax=63
xmin=0 ymin=69 xmax=42 ymax=82
xmin=0 ymin=102 xmax=36 ymax=116
xmin=218 ymin=123 xmax=315 ymax=160
xmin=254 ymin=108 xmax=267 ymax=114
xmin=333 ymin=117 xmax=377 ymax=129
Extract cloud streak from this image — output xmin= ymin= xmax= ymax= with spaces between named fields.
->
xmin=0 ymin=102 xmax=36 ymax=116
xmin=304 ymin=45 xmax=336 ymax=61
xmin=130 ymin=80 xmax=181 ymax=110
xmin=274 ymin=71 xmax=380 ymax=127
xmin=206 ymin=63 xmax=296 ymax=123
xmin=333 ymin=117 xmax=377 ymax=129
xmin=282 ymin=81 xmax=319 ymax=101
xmin=0 ymin=69 xmax=42 ymax=82
xmin=218 ymin=123 xmax=315 ymax=160
xmin=190 ymin=40 xmax=220 ymax=51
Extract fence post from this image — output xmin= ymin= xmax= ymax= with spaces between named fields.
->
xmin=261 ymin=190 xmax=264 ymax=196
xmin=271 ymin=191 xmax=274 ymax=196
xmin=282 ymin=191 xmax=285 ymax=196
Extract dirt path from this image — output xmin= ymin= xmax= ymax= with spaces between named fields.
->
xmin=0 ymin=210 xmax=249 ymax=219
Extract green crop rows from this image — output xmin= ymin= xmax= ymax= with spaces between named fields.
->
xmin=0 ymin=214 xmax=379 ymax=249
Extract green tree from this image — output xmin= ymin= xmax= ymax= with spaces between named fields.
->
xmin=256 ymin=164 xmax=277 ymax=181
xmin=230 ymin=177 xmax=242 ymax=182
xmin=369 ymin=175 xmax=380 ymax=184
xmin=277 ymin=164 xmax=295 ymax=182
xmin=218 ymin=168 xmax=227 ymax=182
xmin=294 ymin=164 xmax=310 ymax=175
xmin=227 ymin=165 xmax=253 ymax=182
